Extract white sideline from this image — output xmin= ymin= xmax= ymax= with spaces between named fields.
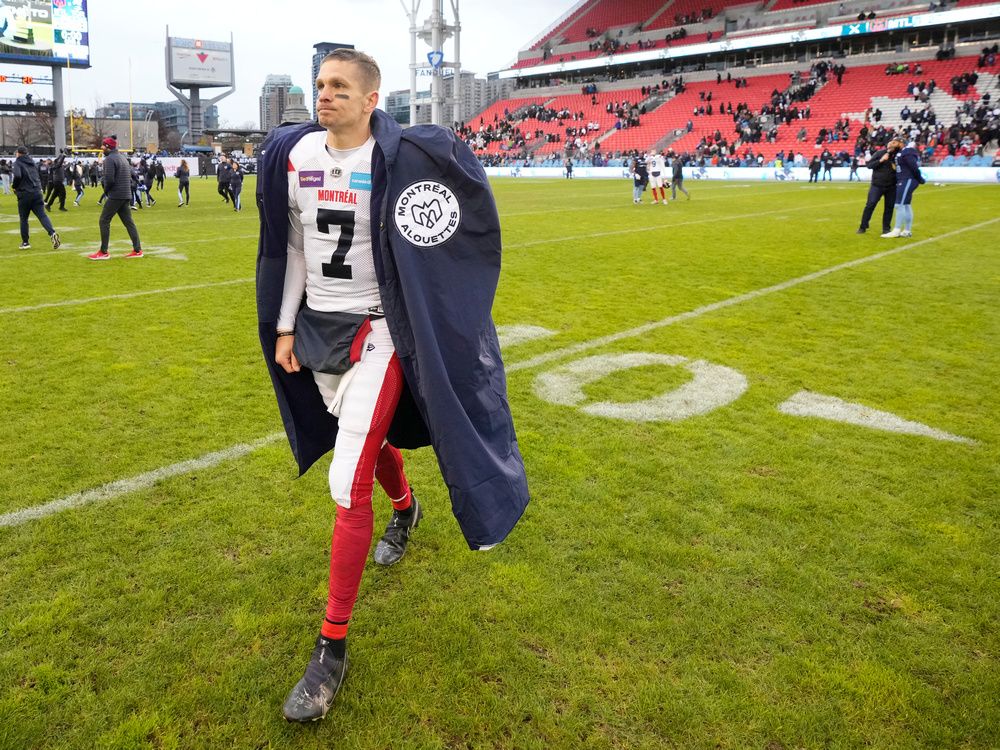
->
xmin=0 ymin=433 xmax=285 ymax=528
xmin=3 ymin=215 xmax=996 ymax=529
xmin=507 ymin=216 xmax=1000 ymax=372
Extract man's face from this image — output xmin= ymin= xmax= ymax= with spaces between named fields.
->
xmin=316 ymin=60 xmax=378 ymax=132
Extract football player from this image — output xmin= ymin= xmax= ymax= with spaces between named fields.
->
xmin=647 ymin=150 xmax=669 ymax=205
xmin=256 ymin=49 xmax=529 ymax=723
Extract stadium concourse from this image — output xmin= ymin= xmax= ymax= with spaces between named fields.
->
xmin=455 ymin=0 xmax=1000 ymax=171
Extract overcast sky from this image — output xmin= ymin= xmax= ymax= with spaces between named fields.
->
xmin=0 ymin=0 xmax=569 ymax=127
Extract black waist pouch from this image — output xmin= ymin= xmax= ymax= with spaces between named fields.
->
xmin=292 ymin=306 xmax=370 ymax=375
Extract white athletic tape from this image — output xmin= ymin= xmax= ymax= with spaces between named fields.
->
xmin=508 ymin=216 xmax=1000 ymax=372
xmin=0 ymin=433 xmax=285 ymax=528
xmin=777 ymin=391 xmax=975 ymax=444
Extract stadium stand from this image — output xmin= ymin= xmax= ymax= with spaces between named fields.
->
xmin=467 ymin=0 xmax=1000 ymax=167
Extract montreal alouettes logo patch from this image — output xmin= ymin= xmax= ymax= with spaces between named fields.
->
xmin=393 ymin=180 xmax=461 ymax=247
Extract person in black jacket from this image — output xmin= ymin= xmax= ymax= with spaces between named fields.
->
xmin=155 ymin=160 xmax=166 ymax=190
xmin=857 ymin=138 xmax=902 ymax=234
xmin=45 ymin=149 xmax=69 ymax=211
xmin=89 ymin=138 xmax=143 ymax=260
xmin=12 ymin=146 xmax=61 ymax=250
xmin=229 ymin=162 xmax=244 ymax=211
xmin=216 ymin=155 xmax=233 ymax=203
xmin=176 ymin=158 xmax=191 ymax=206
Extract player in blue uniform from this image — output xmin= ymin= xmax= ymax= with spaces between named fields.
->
xmin=882 ymin=142 xmax=925 ymax=238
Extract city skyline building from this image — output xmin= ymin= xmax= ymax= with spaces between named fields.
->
xmin=259 ymin=73 xmax=293 ymax=131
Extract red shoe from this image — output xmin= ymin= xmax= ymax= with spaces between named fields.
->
xmin=125 ymin=249 xmax=144 ymax=258
xmin=88 ymin=250 xmax=110 ymax=261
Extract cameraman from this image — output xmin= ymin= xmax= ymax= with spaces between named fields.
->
xmin=856 ymin=138 xmax=902 ymax=235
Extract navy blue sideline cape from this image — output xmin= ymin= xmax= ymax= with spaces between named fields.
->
xmin=255 ymin=109 xmax=529 ymax=550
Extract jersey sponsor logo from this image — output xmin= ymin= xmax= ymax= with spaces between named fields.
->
xmin=317 ymin=189 xmax=359 ymax=205
xmin=349 ymin=172 xmax=372 ymax=191
xmin=331 ymin=166 xmax=343 ymax=178
xmin=299 ymin=170 xmax=324 ymax=188
xmin=393 ymin=180 xmax=461 ymax=248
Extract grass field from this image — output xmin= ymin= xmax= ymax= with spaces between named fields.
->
xmin=1 ymin=176 xmax=998 ymax=749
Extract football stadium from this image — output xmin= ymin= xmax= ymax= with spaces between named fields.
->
xmin=1 ymin=0 xmax=999 ymax=747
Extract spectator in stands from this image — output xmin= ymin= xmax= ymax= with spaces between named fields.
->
xmin=883 ymin=141 xmax=925 ymax=238
xmin=857 ymin=138 xmax=902 ymax=235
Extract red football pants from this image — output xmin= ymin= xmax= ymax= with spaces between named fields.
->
xmin=311 ymin=319 xmax=409 ymax=638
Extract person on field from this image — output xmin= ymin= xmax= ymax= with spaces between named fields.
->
xmin=45 ymin=149 xmax=69 ymax=212
xmin=856 ymin=138 xmax=901 ymax=235
xmin=630 ymin=154 xmax=648 ymax=204
xmin=217 ymin=155 xmax=233 ymax=203
xmin=229 ymin=162 xmax=244 ymax=211
xmin=670 ymin=154 xmax=690 ymax=200
xmin=11 ymin=146 xmax=61 ymax=250
xmin=882 ymin=141 xmax=925 ymax=238
xmin=72 ymin=162 xmax=85 ymax=206
xmin=256 ymin=48 xmax=528 ymax=723
xmin=176 ymin=159 xmax=191 ymax=206
xmin=89 ymin=138 xmax=143 ymax=260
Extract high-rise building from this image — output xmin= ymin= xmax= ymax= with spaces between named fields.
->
xmin=386 ymin=73 xmax=489 ymax=128
xmin=311 ymin=41 xmax=355 ymax=116
xmin=260 ymin=74 xmax=293 ymax=131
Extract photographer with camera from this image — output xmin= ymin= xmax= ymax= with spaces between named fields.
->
xmin=856 ymin=138 xmax=902 ymax=235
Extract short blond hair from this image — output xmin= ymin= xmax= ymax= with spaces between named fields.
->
xmin=321 ymin=49 xmax=381 ymax=93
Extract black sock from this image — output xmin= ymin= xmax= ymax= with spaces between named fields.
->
xmin=320 ymin=635 xmax=347 ymax=658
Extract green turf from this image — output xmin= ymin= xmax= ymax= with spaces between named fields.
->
xmin=1 ymin=177 xmax=998 ymax=749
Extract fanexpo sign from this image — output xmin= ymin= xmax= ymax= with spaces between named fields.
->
xmin=0 ymin=0 xmax=90 ymax=67
xmin=167 ymin=36 xmax=233 ymax=87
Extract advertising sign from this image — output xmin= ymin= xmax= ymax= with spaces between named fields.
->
xmin=167 ymin=36 xmax=233 ymax=87
xmin=0 ymin=0 xmax=90 ymax=67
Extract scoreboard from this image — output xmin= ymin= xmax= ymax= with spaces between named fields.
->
xmin=0 ymin=0 xmax=90 ymax=68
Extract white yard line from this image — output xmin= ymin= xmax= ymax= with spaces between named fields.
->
xmin=0 ymin=433 xmax=285 ymax=528
xmin=0 ymin=233 xmax=260 ymax=260
xmin=2 ymin=213 xmax=995 ymax=529
xmin=506 ymin=216 xmax=1000 ymax=372
xmin=0 ymin=278 xmax=254 ymax=315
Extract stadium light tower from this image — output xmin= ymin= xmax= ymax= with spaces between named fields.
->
xmin=400 ymin=0 xmax=462 ymax=127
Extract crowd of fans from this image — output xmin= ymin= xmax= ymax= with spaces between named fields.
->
xmin=463 ymin=47 xmax=999 ymax=170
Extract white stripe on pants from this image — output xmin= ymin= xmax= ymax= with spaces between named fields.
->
xmin=312 ymin=317 xmax=398 ymax=508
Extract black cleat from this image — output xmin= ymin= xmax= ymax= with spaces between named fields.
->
xmin=856 ymin=228 xmax=866 ymax=234
xmin=282 ymin=636 xmax=348 ymax=722
xmin=373 ymin=493 xmax=422 ymax=566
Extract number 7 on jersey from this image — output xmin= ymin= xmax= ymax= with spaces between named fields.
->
xmin=317 ymin=208 xmax=354 ymax=279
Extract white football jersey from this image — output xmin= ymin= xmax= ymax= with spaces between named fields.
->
xmin=286 ymin=131 xmax=379 ymax=316
xmin=647 ymin=154 xmax=664 ymax=175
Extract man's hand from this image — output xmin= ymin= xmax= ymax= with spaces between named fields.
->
xmin=880 ymin=153 xmax=890 ymax=162
xmin=275 ymin=335 xmax=301 ymax=373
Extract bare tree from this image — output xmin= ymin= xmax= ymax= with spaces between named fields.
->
xmin=31 ymin=111 xmax=55 ymax=150
xmin=10 ymin=114 xmax=37 ymax=150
